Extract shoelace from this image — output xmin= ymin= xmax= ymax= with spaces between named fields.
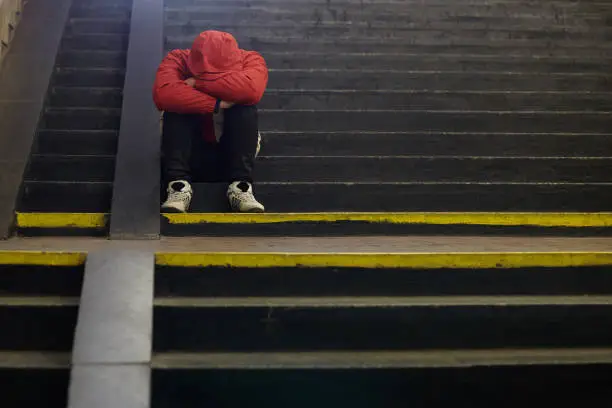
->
xmin=168 ymin=190 xmax=191 ymax=204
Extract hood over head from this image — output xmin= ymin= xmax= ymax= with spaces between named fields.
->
xmin=187 ymin=31 xmax=244 ymax=80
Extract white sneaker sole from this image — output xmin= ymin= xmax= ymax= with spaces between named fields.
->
xmin=161 ymin=203 xmax=188 ymax=213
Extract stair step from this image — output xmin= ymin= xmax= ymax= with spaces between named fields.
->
xmin=160 ymin=212 xmax=612 ymax=237
xmin=264 ymin=70 xmax=611 ymax=91
xmin=26 ymin=155 xmax=115 ymax=182
xmin=259 ymin=132 xmax=612 ymax=157
xmin=70 ymin=5 xmax=132 ymax=19
xmin=151 ymin=362 xmax=612 ymax=407
xmin=166 ymin=35 xmax=612 ymax=55
xmin=154 ymin=295 xmax=612 ymax=351
xmin=165 ymin=7 xmax=605 ymax=25
xmin=248 ymin=156 xmax=612 ymax=183
xmin=53 ymin=67 xmax=125 ymax=87
xmin=49 ymin=87 xmax=123 ymax=108
xmin=0 ymin=255 xmax=84 ymax=350
xmin=56 ymin=50 xmax=127 ymax=68
xmin=68 ymin=18 xmax=130 ymax=35
xmin=261 ymin=90 xmax=612 ymax=111
xmin=164 ymin=0 xmax=612 ymax=13
xmin=261 ymin=52 xmax=612 ymax=72
xmin=75 ymin=0 xmax=134 ymax=8
xmin=152 ymin=348 xmax=612 ymax=369
xmin=0 ymin=263 xmax=83 ymax=296
xmin=155 ymin=261 xmax=612 ymax=297
xmin=62 ymin=34 xmax=129 ymax=52
xmin=19 ymin=181 xmax=113 ymax=212
xmin=0 ymin=353 xmax=70 ymax=408
xmin=187 ymin=182 xmax=612 ymax=212
xmin=35 ymin=130 xmax=118 ymax=155
xmin=0 ymin=299 xmax=78 ymax=350
xmin=259 ymin=110 xmax=612 ymax=133
xmin=166 ymin=22 xmax=612 ymax=42
xmin=41 ymin=108 xmax=121 ymax=131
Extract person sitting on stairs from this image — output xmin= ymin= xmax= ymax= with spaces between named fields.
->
xmin=153 ymin=30 xmax=267 ymax=213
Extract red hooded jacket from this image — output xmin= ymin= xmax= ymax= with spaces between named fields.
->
xmin=153 ymin=31 xmax=268 ymax=142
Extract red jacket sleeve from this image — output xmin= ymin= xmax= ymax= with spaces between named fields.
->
xmin=153 ymin=50 xmax=217 ymax=114
xmin=194 ymin=51 xmax=269 ymax=105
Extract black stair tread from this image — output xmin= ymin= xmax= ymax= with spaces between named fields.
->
xmin=166 ymin=35 xmax=612 ymax=54
xmin=0 ymin=367 xmax=70 ymax=408
xmin=153 ymin=348 xmax=612 ymax=369
xmin=49 ymin=87 xmax=123 ymax=108
xmin=0 ymin=264 xmax=83 ymax=296
xmin=259 ymin=132 xmax=612 ymax=157
xmin=0 ymin=304 xmax=78 ymax=350
xmin=261 ymin=52 xmax=612 ymax=72
xmin=166 ymin=8 xmax=606 ymax=25
xmin=166 ymin=22 xmax=612 ymax=40
xmin=153 ymin=301 xmax=612 ymax=350
xmin=41 ymin=108 xmax=122 ymax=131
xmin=61 ymin=33 xmax=129 ymax=51
xmin=56 ymin=50 xmax=127 ymax=68
xmin=260 ymin=90 xmax=612 ymax=111
xmin=68 ymin=19 xmax=130 ymax=35
xmin=53 ymin=67 xmax=125 ymax=87
xmin=187 ymin=182 xmax=612 ymax=212
xmin=247 ymin=156 xmax=612 ymax=183
xmin=0 ymin=351 xmax=71 ymax=368
xmin=258 ymin=110 xmax=612 ymax=133
xmin=26 ymin=155 xmax=115 ymax=182
xmin=264 ymin=70 xmax=611 ymax=91
xmin=35 ymin=130 xmax=118 ymax=155
xmin=19 ymin=181 xmax=113 ymax=212
xmin=155 ymin=265 xmax=612 ymax=297
xmin=70 ymin=6 xmax=132 ymax=19
xmin=165 ymin=0 xmax=612 ymax=13
xmin=152 ymin=367 xmax=612 ymax=408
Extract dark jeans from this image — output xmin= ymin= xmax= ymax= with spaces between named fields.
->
xmin=161 ymin=104 xmax=259 ymax=185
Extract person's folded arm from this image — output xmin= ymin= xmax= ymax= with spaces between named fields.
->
xmin=153 ymin=50 xmax=217 ymax=114
xmin=194 ymin=51 xmax=269 ymax=105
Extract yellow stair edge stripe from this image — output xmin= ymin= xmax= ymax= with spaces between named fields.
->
xmin=0 ymin=251 xmax=86 ymax=266
xmin=155 ymin=252 xmax=612 ymax=269
xmin=15 ymin=212 xmax=108 ymax=228
xmin=162 ymin=212 xmax=612 ymax=227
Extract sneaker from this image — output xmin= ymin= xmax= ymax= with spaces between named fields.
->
xmin=227 ymin=181 xmax=265 ymax=213
xmin=256 ymin=132 xmax=262 ymax=158
xmin=161 ymin=180 xmax=193 ymax=213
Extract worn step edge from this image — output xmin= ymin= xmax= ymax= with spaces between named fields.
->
xmin=154 ymin=252 xmax=612 ymax=269
xmin=0 ymin=251 xmax=86 ymax=265
xmin=152 ymin=348 xmax=612 ymax=369
xmin=162 ymin=212 xmax=612 ymax=228
xmin=0 ymin=352 xmax=71 ymax=369
xmin=0 ymin=296 xmax=80 ymax=306
xmin=15 ymin=213 xmax=108 ymax=228
xmin=153 ymin=295 xmax=612 ymax=307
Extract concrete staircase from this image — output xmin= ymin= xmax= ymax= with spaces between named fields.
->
xmin=158 ymin=0 xmax=612 ymax=236
xmin=1 ymin=0 xmax=612 ymax=406
xmin=15 ymin=0 xmax=133 ymax=236
xmin=0 ymin=252 xmax=84 ymax=407
xmin=152 ymin=249 xmax=612 ymax=406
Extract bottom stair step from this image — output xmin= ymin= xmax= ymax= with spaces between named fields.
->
xmin=185 ymin=182 xmax=612 ymax=212
xmin=161 ymin=212 xmax=612 ymax=236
